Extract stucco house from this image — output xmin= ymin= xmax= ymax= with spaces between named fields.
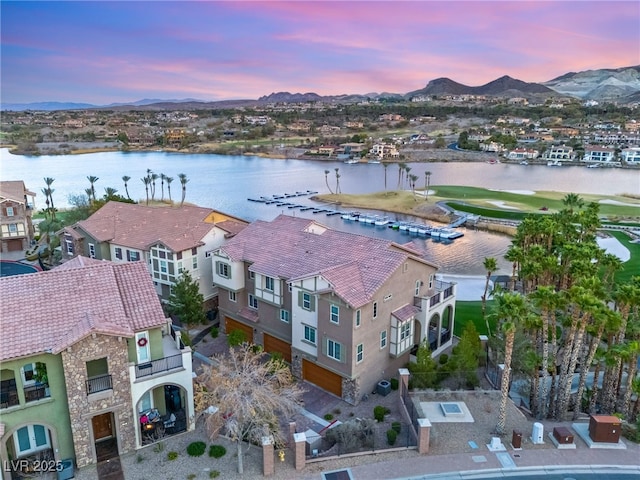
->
xmin=0 ymin=181 xmax=36 ymax=254
xmin=212 ymin=215 xmax=456 ymax=405
xmin=0 ymin=258 xmax=194 ymax=476
xmin=582 ymin=145 xmax=617 ymax=164
xmin=57 ymin=201 xmax=248 ymax=306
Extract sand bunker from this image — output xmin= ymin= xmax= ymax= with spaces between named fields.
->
xmin=599 ymin=199 xmax=640 ymax=207
xmin=596 ymin=236 xmax=631 ymax=262
xmin=487 ymin=201 xmax=520 ymax=210
xmin=489 ymin=189 xmax=536 ymax=195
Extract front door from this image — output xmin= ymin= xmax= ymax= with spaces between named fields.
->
xmin=92 ymin=412 xmax=113 ymax=441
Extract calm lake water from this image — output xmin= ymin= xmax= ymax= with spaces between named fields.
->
xmin=2 ymin=148 xmax=638 ymax=275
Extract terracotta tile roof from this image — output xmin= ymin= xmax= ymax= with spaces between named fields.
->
xmin=73 ymin=201 xmax=243 ymax=252
xmin=0 ymin=180 xmax=35 ymax=203
xmin=55 ymin=255 xmax=105 ymax=270
xmin=0 ymin=259 xmax=166 ymax=361
xmin=216 ymin=219 xmax=247 ymax=238
xmin=219 ymin=215 xmax=426 ymax=309
xmin=239 ymin=307 xmax=259 ymax=323
xmin=392 ymin=304 xmax=420 ymax=322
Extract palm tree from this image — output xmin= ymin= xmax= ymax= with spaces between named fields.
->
xmin=334 ymin=168 xmax=341 ymax=194
xmin=104 ymin=187 xmax=118 ymax=201
xmin=396 ymin=162 xmax=406 ymax=189
xmin=178 ymin=173 xmax=189 ymax=207
xmin=160 ymin=173 xmax=166 ymax=201
xmin=324 ymin=170 xmax=334 ymax=194
xmin=424 ymin=171 xmax=432 ymax=201
xmin=482 ymin=257 xmax=498 ymax=329
xmin=409 ymin=174 xmax=419 ymax=200
xmin=87 ymin=176 xmax=99 ymax=202
xmin=122 ymin=175 xmax=131 ymax=199
xmin=42 ymin=177 xmax=56 ymax=220
xmin=166 ymin=176 xmax=174 ymax=203
xmin=141 ymin=177 xmax=151 ymax=205
xmin=562 ymin=192 xmax=584 ymax=214
xmin=404 ymin=166 xmax=412 ymax=189
xmin=150 ymin=173 xmax=159 ymax=201
xmin=382 ymin=162 xmax=389 ymax=193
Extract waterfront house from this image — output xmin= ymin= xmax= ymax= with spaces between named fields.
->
xmin=57 ymin=201 xmax=248 ymax=306
xmin=620 ymin=147 xmax=640 ymax=165
xmin=0 ymin=258 xmax=194 ymax=474
xmin=211 ymin=215 xmax=456 ymax=404
xmin=542 ymin=144 xmax=576 ymax=161
xmin=582 ymin=145 xmax=617 ymax=165
xmin=506 ymin=147 xmax=539 ymax=160
xmin=0 ymin=181 xmax=36 ymax=254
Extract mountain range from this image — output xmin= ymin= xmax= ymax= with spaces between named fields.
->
xmin=3 ymin=66 xmax=639 ymax=111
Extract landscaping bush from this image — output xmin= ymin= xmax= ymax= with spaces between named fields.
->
xmin=186 ymin=441 xmax=206 ymax=457
xmin=324 ymin=413 xmax=334 ymax=421
xmin=210 ymin=326 xmax=219 ymax=338
xmin=391 ymin=421 xmax=401 ymax=434
xmin=390 ymin=378 xmax=399 ymax=390
xmin=227 ymin=329 xmax=247 ymax=346
xmin=210 ymin=471 xmax=220 ymax=479
xmin=374 ymin=405 xmax=390 ymax=422
xmin=438 ymin=353 xmax=449 ymax=365
xmin=167 ymin=451 xmax=178 ymax=461
xmin=386 ymin=429 xmax=398 ymax=445
xmin=208 ymin=444 xmax=227 ymax=458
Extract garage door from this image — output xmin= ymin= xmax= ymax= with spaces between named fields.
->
xmin=224 ymin=317 xmax=253 ymax=344
xmin=264 ymin=334 xmax=291 ymax=363
xmin=7 ymin=239 xmax=23 ymax=252
xmin=302 ymin=360 xmax=342 ymax=397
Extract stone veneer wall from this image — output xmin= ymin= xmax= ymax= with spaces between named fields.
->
xmin=61 ymin=334 xmax=136 ymax=468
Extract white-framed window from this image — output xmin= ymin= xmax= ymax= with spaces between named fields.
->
xmin=138 ymin=391 xmax=152 ymax=413
xmin=302 ymin=292 xmax=312 ymax=311
xmin=356 ymin=343 xmax=364 ymax=363
xmin=177 ymin=261 xmax=183 ymax=272
xmin=135 ymin=332 xmax=150 ymax=363
xmin=330 ymin=304 xmax=339 ymax=324
xmin=380 ymin=330 xmax=387 ymax=349
xmin=280 ymin=309 xmax=290 ymax=323
xmin=127 ymin=250 xmax=140 ymax=262
xmin=265 ymin=276 xmax=275 ymax=291
xmin=249 ymin=270 xmax=255 ymax=279
xmin=326 ymin=339 xmax=342 ymax=361
xmin=88 ymin=243 xmax=96 ymax=259
xmin=428 ymin=274 xmax=434 ymax=289
xmin=115 ymin=247 xmax=122 ymax=260
xmin=8 ymin=223 xmax=17 ymax=233
xmin=400 ymin=322 xmax=411 ymax=340
xmin=303 ymin=325 xmax=316 ymax=345
xmin=21 ymin=363 xmax=36 ymax=385
xmin=6 ymin=206 xmax=14 ymax=216
xmin=373 ymin=302 xmax=378 ymax=319
xmin=415 ymin=280 xmax=421 ymax=296
xmin=13 ymin=425 xmax=50 ymax=457
xmin=355 ymin=309 xmax=361 ymax=328
xmin=192 ymin=256 xmax=198 ymax=269
xmin=160 ymin=260 xmax=168 ymax=273
xmin=65 ymin=240 xmax=74 ymax=255
xmin=229 ymin=291 xmax=237 ymax=302
xmin=248 ymin=294 xmax=258 ymax=309
xmin=216 ymin=262 xmax=231 ymax=278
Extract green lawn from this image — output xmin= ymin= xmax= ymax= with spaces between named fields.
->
xmin=454 ymin=301 xmax=495 ymax=337
xmin=610 ymin=230 xmax=640 ymax=284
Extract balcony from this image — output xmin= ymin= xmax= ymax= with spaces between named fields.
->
xmin=135 ymin=354 xmax=183 ymax=379
xmin=86 ymin=374 xmax=113 ymax=395
xmin=24 ymin=383 xmax=50 ymax=402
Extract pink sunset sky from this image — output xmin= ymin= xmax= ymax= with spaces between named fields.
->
xmin=1 ymin=1 xmax=638 ymax=104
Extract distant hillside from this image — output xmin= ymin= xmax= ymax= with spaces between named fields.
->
xmin=1 ymin=101 xmax=97 ymax=111
xmin=406 ymin=75 xmax=554 ymax=100
xmin=544 ymin=66 xmax=640 ymax=101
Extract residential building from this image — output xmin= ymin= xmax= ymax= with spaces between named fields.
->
xmin=506 ymin=148 xmax=539 ymax=160
xmin=0 ymin=258 xmax=194 ymax=475
xmin=542 ymin=145 xmax=576 ymax=161
xmin=212 ymin=215 xmax=456 ymax=405
xmin=620 ymin=147 xmax=640 ymax=165
xmin=58 ymin=201 xmax=247 ymax=305
xmin=370 ymin=143 xmax=400 ymax=159
xmin=583 ymin=145 xmax=617 ymax=164
xmin=0 ymin=181 xmax=36 ymax=253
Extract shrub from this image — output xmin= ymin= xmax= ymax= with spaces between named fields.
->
xmin=153 ymin=441 xmax=165 ymax=453
xmin=181 ymin=330 xmax=193 ymax=347
xmin=324 ymin=413 xmax=334 ymax=421
xmin=374 ymin=405 xmax=390 ymax=422
xmin=210 ymin=326 xmax=219 ymax=338
xmin=438 ymin=353 xmax=449 ymax=365
xmin=210 ymin=471 xmax=220 ymax=479
xmin=386 ymin=429 xmax=398 ymax=445
xmin=167 ymin=451 xmax=178 ymax=461
xmin=208 ymin=445 xmax=227 ymax=458
xmin=392 ymin=421 xmax=401 ymax=434
xmin=187 ymin=474 xmax=196 ymax=480
xmin=390 ymin=378 xmax=399 ymax=390
xmin=227 ymin=329 xmax=247 ymax=347
xmin=186 ymin=441 xmax=206 ymax=457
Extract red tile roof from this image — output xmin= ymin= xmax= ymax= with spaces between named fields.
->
xmin=219 ymin=215 xmax=434 ymax=309
xmin=0 ymin=180 xmax=36 ymax=203
xmin=0 ymin=259 xmax=166 ymax=361
xmin=72 ymin=201 xmax=246 ymax=252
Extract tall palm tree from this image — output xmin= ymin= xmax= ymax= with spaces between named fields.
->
xmin=562 ymin=193 xmax=584 ymax=214
xmin=404 ymin=166 xmax=412 ymax=189
xmin=424 ymin=171 xmax=432 ymax=201
xmin=87 ymin=176 xmax=99 ymax=203
xmin=178 ymin=173 xmax=189 ymax=207
xmin=324 ymin=170 xmax=333 ymax=194
xmin=409 ymin=174 xmax=419 ymax=200
xmin=141 ymin=177 xmax=151 ymax=205
xmin=150 ymin=173 xmax=159 ymax=201
xmin=382 ymin=162 xmax=389 ymax=193
xmin=160 ymin=173 xmax=166 ymax=201
xmin=42 ymin=177 xmax=56 ymax=220
xmin=334 ymin=168 xmax=341 ymax=194
xmin=396 ymin=162 xmax=406 ymax=189
xmin=165 ymin=176 xmax=174 ymax=203
xmin=482 ymin=257 xmax=498 ymax=329
xmin=122 ymin=175 xmax=131 ymax=199
xmin=104 ymin=187 xmax=118 ymax=200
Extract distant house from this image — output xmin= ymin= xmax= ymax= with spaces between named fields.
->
xmin=506 ymin=148 xmax=539 ymax=160
xmin=619 ymin=147 xmax=640 ymax=165
xmin=212 ymin=215 xmax=457 ymax=404
xmin=58 ymin=201 xmax=248 ymax=305
xmin=582 ymin=145 xmax=617 ymax=164
xmin=0 ymin=258 xmax=194 ymax=472
xmin=0 ymin=181 xmax=36 ymax=253
xmin=542 ymin=145 xmax=576 ymax=161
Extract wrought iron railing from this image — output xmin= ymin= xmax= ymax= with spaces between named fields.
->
xmin=135 ymin=354 xmax=183 ymax=379
xmin=24 ymin=384 xmax=49 ymax=402
xmin=86 ymin=374 xmax=112 ymax=395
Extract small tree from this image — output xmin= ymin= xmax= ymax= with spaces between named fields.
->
xmin=194 ymin=344 xmax=304 ymax=474
xmin=167 ymin=270 xmax=206 ymax=326
xmin=407 ymin=339 xmax=439 ymax=388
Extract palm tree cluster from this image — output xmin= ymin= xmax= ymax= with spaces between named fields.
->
xmin=138 ymin=169 xmax=182 ymax=205
xmin=490 ymin=193 xmax=639 ymax=433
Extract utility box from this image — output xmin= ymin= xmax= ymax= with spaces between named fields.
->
xmin=531 ymin=422 xmax=544 ymax=444
xmin=589 ymin=415 xmax=621 ymax=443
xmin=512 ymin=430 xmax=522 ymax=449
xmin=57 ymin=459 xmax=74 ymax=480
xmin=553 ymin=426 xmax=574 ymax=444
xmin=377 ymin=380 xmax=391 ymax=396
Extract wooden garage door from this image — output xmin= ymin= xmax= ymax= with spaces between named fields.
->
xmin=7 ymin=239 xmax=23 ymax=252
xmin=263 ymin=334 xmax=291 ymax=363
xmin=302 ymin=360 xmax=342 ymax=397
xmin=224 ymin=317 xmax=253 ymax=343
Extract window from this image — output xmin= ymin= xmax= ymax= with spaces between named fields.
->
xmin=356 ymin=343 xmax=364 ymax=363
xmin=400 ymin=322 xmax=411 ymax=340
xmin=415 ymin=280 xmax=421 ymax=296
xmin=249 ymin=270 xmax=255 ymax=279
xmin=21 ymin=363 xmax=36 ymax=384
xmin=6 ymin=207 xmax=14 ymax=216
xmin=303 ymin=325 xmax=316 ymax=345
xmin=192 ymin=256 xmax=198 ymax=269
xmin=300 ymin=292 xmax=315 ymax=311
xmin=115 ymin=247 xmax=122 ymax=260
xmin=88 ymin=243 xmax=96 ymax=259
xmin=380 ymin=330 xmax=387 ymax=349
xmin=383 ymin=294 xmax=392 ymax=302
xmin=160 ymin=260 xmax=167 ymax=273
xmin=248 ymin=294 xmax=258 ymax=309
xmin=428 ymin=274 xmax=434 ymax=289
xmin=8 ymin=224 xmax=17 ymax=233
xmin=13 ymin=425 xmax=50 ymax=457
xmin=330 ymin=304 xmax=339 ymax=324
xmin=229 ymin=291 xmax=237 ymax=302
xmin=327 ymin=339 xmax=342 ymax=361
xmin=373 ymin=302 xmax=378 ymax=319
xmin=355 ymin=309 xmax=361 ymax=328
xmin=280 ymin=309 xmax=290 ymax=323
xmin=65 ymin=240 xmax=74 ymax=255
xmin=217 ymin=262 xmax=230 ymax=278
xmin=176 ymin=252 xmax=183 ymax=260
xmin=191 ymin=247 xmax=197 ymax=255
xmin=127 ymin=250 xmax=140 ymax=262
xmin=265 ymin=276 xmax=275 ymax=291
xmin=138 ymin=391 xmax=152 ymax=413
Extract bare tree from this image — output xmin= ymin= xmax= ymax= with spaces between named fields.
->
xmin=194 ymin=345 xmax=304 ymax=474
